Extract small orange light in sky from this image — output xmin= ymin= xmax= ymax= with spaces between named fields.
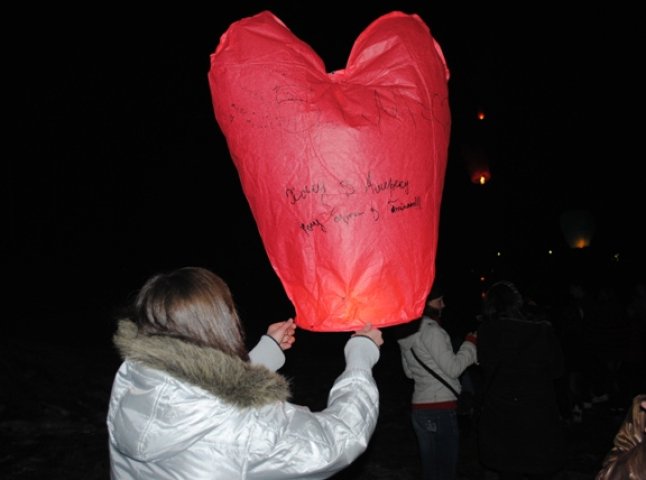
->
xmin=574 ymin=238 xmax=590 ymax=249
xmin=470 ymin=170 xmax=491 ymax=185
xmin=477 ymin=111 xmax=485 ymax=120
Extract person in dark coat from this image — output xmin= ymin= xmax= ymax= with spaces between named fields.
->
xmin=477 ymin=280 xmax=566 ymax=480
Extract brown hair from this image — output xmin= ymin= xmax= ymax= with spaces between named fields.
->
xmin=134 ymin=266 xmax=249 ymax=360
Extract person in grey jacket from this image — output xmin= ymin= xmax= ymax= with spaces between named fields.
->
xmin=398 ymin=283 xmax=478 ymax=480
xmin=107 ymin=266 xmax=383 ymax=480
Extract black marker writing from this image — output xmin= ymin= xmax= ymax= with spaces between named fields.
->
xmin=300 ymin=218 xmax=327 ymax=235
xmin=338 ymin=180 xmax=356 ymax=196
xmin=390 ymin=196 xmax=421 ymax=213
xmin=370 ymin=204 xmax=380 ymax=221
xmin=334 ymin=210 xmax=364 ymax=224
xmin=364 ymin=171 xmax=409 ymax=196
xmin=286 ymin=183 xmax=326 ymax=205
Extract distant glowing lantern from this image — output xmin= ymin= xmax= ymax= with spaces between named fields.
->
xmin=209 ymin=11 xmax=451 ymax=331
xmin=477 ymin=110 xmax=486 ymax=121
xmin=471 ymin=171 xmax=491 ymax=185
xmin=462 ymin=144 xmax=491 ymax=185
xmin=560 ymin=209 xmax=596 ymax=249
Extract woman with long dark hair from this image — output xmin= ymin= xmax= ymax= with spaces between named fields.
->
xmin=107 ymin=266 xmax=383 ymax=479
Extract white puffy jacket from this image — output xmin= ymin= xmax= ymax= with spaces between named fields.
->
xmin=107 ymin=320 xmax=380 ymax=479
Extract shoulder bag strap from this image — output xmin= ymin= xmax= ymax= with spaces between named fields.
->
xmin=411 ymin=348 xmax=460 ymax=398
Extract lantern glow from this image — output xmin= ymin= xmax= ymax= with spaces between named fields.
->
xmin=560 ymin=209 xmax=596 ymax=249
xmin=471 ymin=170 xmax=491 ymax=185
xmin=462 ymin=145 xmax=491 ymax=185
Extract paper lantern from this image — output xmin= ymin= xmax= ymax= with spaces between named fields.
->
xmin=560 ymin=209 xmax=596 ymax=249
xmin=209 ymin=11 xmax=451 ymax=331
xmin=470 ymin=169 xmax=491 ymax=185
xmin=462 ymin=144 xmax=491 ymax=185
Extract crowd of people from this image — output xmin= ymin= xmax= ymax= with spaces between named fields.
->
xmin=106 ymin=266 xmax=645 ymax=479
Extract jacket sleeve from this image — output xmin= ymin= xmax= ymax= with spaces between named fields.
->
xmin=246 ymin=336 xmax=380 ymax=480
xmin=400 ymin=353 xmax=414 ymax=379
xmin=398 ymin=339 xmax=414 ymax=379
xmin=249 ymin=335 xmax=286 ymax=371
xmin=421 ymin=324 xmax=477 ymax=378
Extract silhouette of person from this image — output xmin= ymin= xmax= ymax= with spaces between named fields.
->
xmin=476 ymin=280 xmax=566 ymax=480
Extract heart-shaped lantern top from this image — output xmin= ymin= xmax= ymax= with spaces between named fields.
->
xmin=209 ymin=11 xmax=450 ymax=331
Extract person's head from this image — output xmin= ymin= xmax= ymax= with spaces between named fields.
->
xmin=133 ymin=266 xmax=248 ymax=359
xmin=482 ymin=280 xmax=523 ymax=319
xmin=423 ymin=281 xmax=445 ymax=320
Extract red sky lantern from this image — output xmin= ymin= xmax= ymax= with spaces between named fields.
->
xmin=209 ymin=11 xmax=451 ymax=331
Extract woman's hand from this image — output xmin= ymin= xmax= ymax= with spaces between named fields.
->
xmin=352 ymin=323 xmax=384 ymax=347
xmin=267 ymin=318 xmax=297 ymax=350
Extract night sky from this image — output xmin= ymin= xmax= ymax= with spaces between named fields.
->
xmin=9 ymin=2 xmax=644 ymax=341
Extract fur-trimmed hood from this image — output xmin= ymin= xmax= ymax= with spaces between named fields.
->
xmin=113 ymin=319 xmax=290 ymax=408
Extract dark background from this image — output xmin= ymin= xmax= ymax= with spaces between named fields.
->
xmin=9 ymin=1 xmax=644 ymax=343
xmin=4 ymin=3 xmax=644 ymax=478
